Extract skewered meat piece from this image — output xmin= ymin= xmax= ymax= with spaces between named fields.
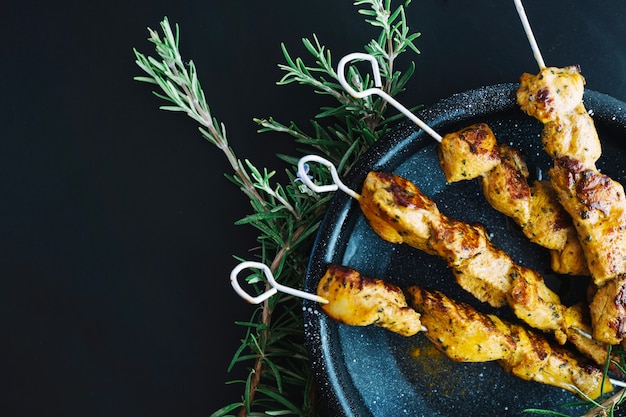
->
xmin=358 ymin=170 xmax=613 ymax=364
xmin=501 ymin=322 xmax=610 ymax=401
xmin=437 ymin=123 xmax=587 ymax=275
xmin=437 ymin=123 xmax=500 ymax=182
xmin=550 ymin=220 xmax=590 ymax=276
xmin=405 ymin=286 xmax=612 ymax=400
xmin=517 ymin=66 xmax=601 ymax=167
xmin=316 ymin=264 xmax=423 ymax=337
xmin=564 ymin=302 xmax=617 ymax=367
xmin=407 ymin=286 xmax=516 ymax=362
xmin=549 ymin=157 xmax=626 ymax=287
xmin=589 ymin=274 xmax=626 ymax=345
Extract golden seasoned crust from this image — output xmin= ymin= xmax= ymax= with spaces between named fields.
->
xmin=317 ymin=264 xmax=423 ymax=337
xmin=550 ymin=227 xmax=590 ymax=276
xmin=437 ymin=123 xmax=500 ymax=182
xmin=501 ymin=323 xmax=611 ymax=400
xmin=480 ymin=143 xmax=531 ymax=223
xmin=542 ymin=104 xmax=601 ymax=166
xmin=589 ymin=275 xmax=626 ymax=345
xmin=407 ymin=286 xmax=515 ymax=362
xmin=549 ymin=157 xmax=626 ymax=285
xmin=516 ymin=65 xmax=585 ymax=123
xmin=522 ymin=180 xmax=570 ymax=250
xmin=507 ymin=265 xmax=566 ymax=341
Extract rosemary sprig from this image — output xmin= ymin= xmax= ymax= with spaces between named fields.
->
xmin=133 ymin=1 xmax=420 ymax=416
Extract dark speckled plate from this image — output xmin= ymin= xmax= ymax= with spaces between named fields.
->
xmin=303 ymin=83 xmax=626 ymax=417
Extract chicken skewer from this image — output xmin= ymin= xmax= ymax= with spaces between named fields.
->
xmin=338 ymin=53 xmax=587 ymax=276
xmin=317 ymin=264 xmax=615 ymax=400
xmin=298 ymin=156 xmax=610 ymax=367
xmin=514 ymin=0 xmax=626 ymax=344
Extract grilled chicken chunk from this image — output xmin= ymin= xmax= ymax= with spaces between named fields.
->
xmin=507 ymin=264 xmax=566 ymax=343
xmin=358 ymin=171 xmax=611 ymax=364
xmin=316 ymin=264 xmax=423 ymax=337
xmin=480 ymin=143 xmax=531 ymax=223
xmin=564 ymin=302 xmax=615 ymax=367
xmin=589 ymin=275 xmax=626 ymax=345
xmin=408 ymin=286 xmax=515 ymax=362
xmin=550 ymin=222 xmax=590 ymax=276
xmin=517 ymin=66 xmax=585 ymax=124
xmin=405 ymin=286 xmax=611 ymax=399
xmin=541 ymin=104 xmax=602 ymax=168
xmin=438 ymin=123 xmax=500 ymax=182
xmin=549 ymin=157 xmax=626 ymax=287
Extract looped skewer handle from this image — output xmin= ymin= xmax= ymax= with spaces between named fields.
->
xmin=297 ymin=155 xmax=360 ymax=200
xmin=230 ymin=261 xmax=329 ymax=304
xmin=337 ymin=52 xmax=442 ymax=142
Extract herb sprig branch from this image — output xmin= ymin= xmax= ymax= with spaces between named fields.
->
xmin=134 ymin=1 xmax=420 ymax=416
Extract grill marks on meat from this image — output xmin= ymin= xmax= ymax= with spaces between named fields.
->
xmin=517 ymin=65 xmax=626 ymax=344
xmin=316 ymin=264 xmax=423 ymax=337
xmin=359 ymin=171 xmax=514 ymax=308
xmin=550 ymin=158 xmax=626 ymax=286
xmin=436 ymin=123 xmax=587 ymax=275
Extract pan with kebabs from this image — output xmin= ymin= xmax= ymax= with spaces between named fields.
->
xmin=299 ymin=77 xmax=626 ymax=415
xmin=290 ymin=34 xmax=623 ymax=412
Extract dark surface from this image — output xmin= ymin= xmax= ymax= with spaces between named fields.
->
xmin=2 ymin=1 xmax=626 ymax=416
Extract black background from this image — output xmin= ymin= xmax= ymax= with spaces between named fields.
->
xmin=3 ymin=1 xmax=626 ymax=416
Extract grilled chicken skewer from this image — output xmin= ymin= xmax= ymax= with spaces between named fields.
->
xmin=513 ymin=0 xmax=626 ymax=345
xmin=357 ymin=170 xmax=610 ymax=366
xmin=317 ymin=264 xmax=613 ymax=400
xmin=438 ymin=123 xmax=588 ymax=275
xmin=517 ymin=66 xmax=626 ymax=289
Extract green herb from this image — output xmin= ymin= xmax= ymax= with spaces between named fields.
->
xmin=133 ymin=1 xmax=420 ymax=415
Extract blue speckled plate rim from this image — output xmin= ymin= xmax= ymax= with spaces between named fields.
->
xmin=302 ymin=82 xmax=626 ymax=417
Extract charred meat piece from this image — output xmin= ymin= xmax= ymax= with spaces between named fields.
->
xmin=517 ymin=66 xmax=585 ymax=124
xmin=438 ymin=123 xmax=500 ymax=182
xmin=501 ymin=322 xmax=611 ymax=401
xmin=316 ymin=264 xmax=424 ymax=337
xmin=549 ymin=157 xmax=626 ymax=286
xmin=437 ymin=124 xmax=585 ymax=274
xmin=480 ymin=143 xmax=531 ymax=224
xmin=589 ymin=274 xmax=626 ymax=345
